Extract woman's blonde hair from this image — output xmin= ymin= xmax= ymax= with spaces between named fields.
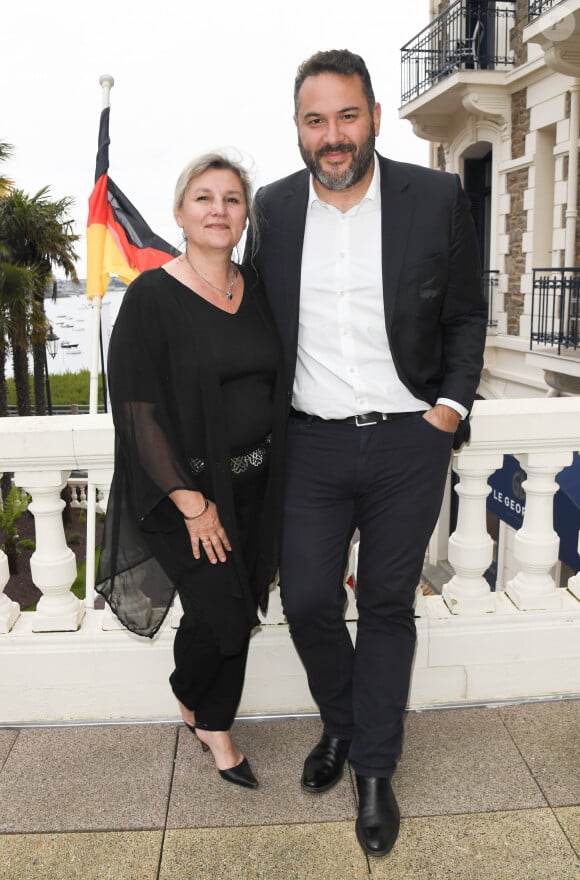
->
xmin=174 ymin=151 xmax=258 ymax=257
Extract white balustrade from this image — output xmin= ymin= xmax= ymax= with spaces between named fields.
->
xmin=0 ymin=546 xmax=20 ymax=634
xmin=505 ymin=451 xmax=574 ymax=610
xmin=0 ymin=403 xmax=578 ymax=722
xmin=442 ymin=451 xmax=502 ymax=614
xmin=14 ymin=469 xmax=84 ymax=632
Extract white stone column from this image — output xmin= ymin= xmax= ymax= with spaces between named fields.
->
xmin=0 ymin=547 xmax=20 ymax=633
xmin=505 ymin=451 xmax=573 ymax=610
xmin=442 ymin=452 xmax=502 ymax=615
xmin=15 ymin=470 xmax=84 ymax=632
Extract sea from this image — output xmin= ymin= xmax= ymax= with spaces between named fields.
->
xmin=9 ymin=278 xmax=128 ymax=378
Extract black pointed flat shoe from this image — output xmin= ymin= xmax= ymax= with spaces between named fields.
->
xmin=185 ymin=724 xmax=259 ymax=789
xmin=219 ymin=756 xmax=259 ymax=789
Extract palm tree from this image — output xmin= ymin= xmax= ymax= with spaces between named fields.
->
xmin=0 ymin=142 xmax=13 ymax=197
xmin=0 ymin=261 xmax=37 ymax=416
xmin=0 ymin=187 xmax=79 ymax=413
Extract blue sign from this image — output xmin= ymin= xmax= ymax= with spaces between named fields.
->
xmin=487 ymin=455 xmax=526 ymax=530
xmin=487 ymin=453 xmax=580 ymax=571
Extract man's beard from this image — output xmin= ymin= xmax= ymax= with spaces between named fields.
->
xmin=299 ymin=127 xmax=376 ymax=191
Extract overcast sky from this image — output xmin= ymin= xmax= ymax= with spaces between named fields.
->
xmin=3 ymin=1 xmax=429 ymax=278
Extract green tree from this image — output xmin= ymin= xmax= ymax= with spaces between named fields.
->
xmin=0 ymin=485 xmax=31 ymax=574
xmin=0 ymin=142 xmax=13 ymax=198
xmin=0 ymin=261 xmax=41 ymax=415
xmin=0 ymin=186 xmax=79 ymax=414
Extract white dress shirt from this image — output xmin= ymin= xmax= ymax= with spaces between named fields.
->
xmin=293 ymin=160 xmax=466 ymax=420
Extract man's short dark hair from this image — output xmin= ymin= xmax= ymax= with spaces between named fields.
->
xmin=294 ymin=49 xmax=376 ymax=114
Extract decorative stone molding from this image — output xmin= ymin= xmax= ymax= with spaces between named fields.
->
xmin=409 ymin=114 xmax=453 ymax=143
xmin=461 ymin=86 xmax=511 ymax=132
xmin=544 ymin=370 xmax=580 ymax=396
xmin=525 ymin=1 xmax=580 ymax=76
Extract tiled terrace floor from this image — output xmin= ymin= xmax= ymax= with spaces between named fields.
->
xmin=0 ymin=700 xmax=578 ymax=879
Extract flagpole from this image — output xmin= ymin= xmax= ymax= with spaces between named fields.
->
xmin=88 ymin=74 xmax=114 ymax=415
xmin=86 ymin=74 xmax=114 ymax=610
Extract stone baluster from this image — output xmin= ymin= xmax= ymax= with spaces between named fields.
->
xmin=505 ymin=451 xmax=573 ymax=610
xmin=85 ymin=468 xmax=113 ymax=609
xmin=442 ymin=451 xmax=503 ymax=615
xmin=0 ymin=547 xmax=20 ymax=633
xmin=15 ymin=470 xmax=84 ymax=632
xmin=0 ymin=469 xmax=20 ymax=633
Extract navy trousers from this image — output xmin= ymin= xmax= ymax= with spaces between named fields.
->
xmin=279 ymin=412 xmax=454 ymax=777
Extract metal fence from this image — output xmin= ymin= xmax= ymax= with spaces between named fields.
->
xmin=530 ymin=267 xmax=580 ymax=354
xmin=5 ymin=404 xmax=105 ymax=416
xmin=482 ymin=269 xmax=500 ymax=329
xmin=401 ymin=0 xmax=517 ymax=105
xmin=528 ymin=0 xmax=559 ymax=20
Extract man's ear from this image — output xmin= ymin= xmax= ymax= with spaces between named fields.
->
xmin=373 ymin=102 xmax=382 ymax=137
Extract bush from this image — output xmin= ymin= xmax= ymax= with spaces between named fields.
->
xmin=6 ymin=370 xmax=105 ymax=407
xmin=67 ymin=533 xmax=82 ymax=546
xmin=0 ymin=487 xmax=31 ymax=574
xmin=18 ymin=538 xmax=35 ymax=551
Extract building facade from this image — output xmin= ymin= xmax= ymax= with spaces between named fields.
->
xmin=400 ymin=0 xmax=580 ymax=587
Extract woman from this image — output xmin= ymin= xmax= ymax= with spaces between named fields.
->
xmin=96 ymin=153 xmax=285 ymax=789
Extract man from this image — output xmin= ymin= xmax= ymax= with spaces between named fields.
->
xmin=247 ymin=50 xmax=487 ymax=856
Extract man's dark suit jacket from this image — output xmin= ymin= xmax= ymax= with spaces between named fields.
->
xmin=248 ymin=153 xmax=488 ymax=447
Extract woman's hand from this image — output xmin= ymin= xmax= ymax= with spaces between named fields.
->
xmin=170 ymin=489 xmax=232 ymax=563
xmin=184 ymin=499 xmax=232 ymax=563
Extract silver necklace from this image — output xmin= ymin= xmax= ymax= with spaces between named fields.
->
xmin=184 ymin=251 xmax=237 ymax=300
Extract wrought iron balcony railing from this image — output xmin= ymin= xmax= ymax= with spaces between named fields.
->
xmin=528 ymin=0 xmax=559 ymax=20
xmin=401 ymin=0 xmax=517 ymax=105
xmin=482 ymin=269 xmax=500 ymax=329
xmin=530 ymin=267 xmax=580 ymax=355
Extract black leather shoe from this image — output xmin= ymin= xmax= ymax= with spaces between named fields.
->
xmin=219 ymin=757 xmax=259 ymax=790
xmin=301 ymin=734 xmax=351 ymax=792
xmin=355 ymin=774 xmax=400 ymax=856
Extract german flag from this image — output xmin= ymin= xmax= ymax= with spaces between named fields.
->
xmin=86 ymin=107 xmax=179 ymax=298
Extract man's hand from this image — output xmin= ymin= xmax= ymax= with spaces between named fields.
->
xmin=422 ymin=404 xmax=461 ymax=434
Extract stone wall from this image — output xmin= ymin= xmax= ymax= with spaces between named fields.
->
xmin=510 ymin=0 xmax=529 ymax=67
xmin=511 ymin=88 xmax=530 ymax=160
xmin=437 ymin=144 xmax=447 ymax=172
xmin=504 ymin=85 xmax=531 ymax=335
xmin=505 ymin=169 xmax=528 ymax=334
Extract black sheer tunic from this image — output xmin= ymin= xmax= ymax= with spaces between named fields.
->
xmin=96 ymin=265 xmax=286 ymax=654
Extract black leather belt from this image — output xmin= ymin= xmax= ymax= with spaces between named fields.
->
xmin=290 ymin=408 xmax=421 ymax=427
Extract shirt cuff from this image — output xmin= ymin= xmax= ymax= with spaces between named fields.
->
xmin=436 ymin=398 xmax=469 ymax=420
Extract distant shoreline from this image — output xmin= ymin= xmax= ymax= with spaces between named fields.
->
xmin=46 ymin=278 xmax=128 ymax=299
